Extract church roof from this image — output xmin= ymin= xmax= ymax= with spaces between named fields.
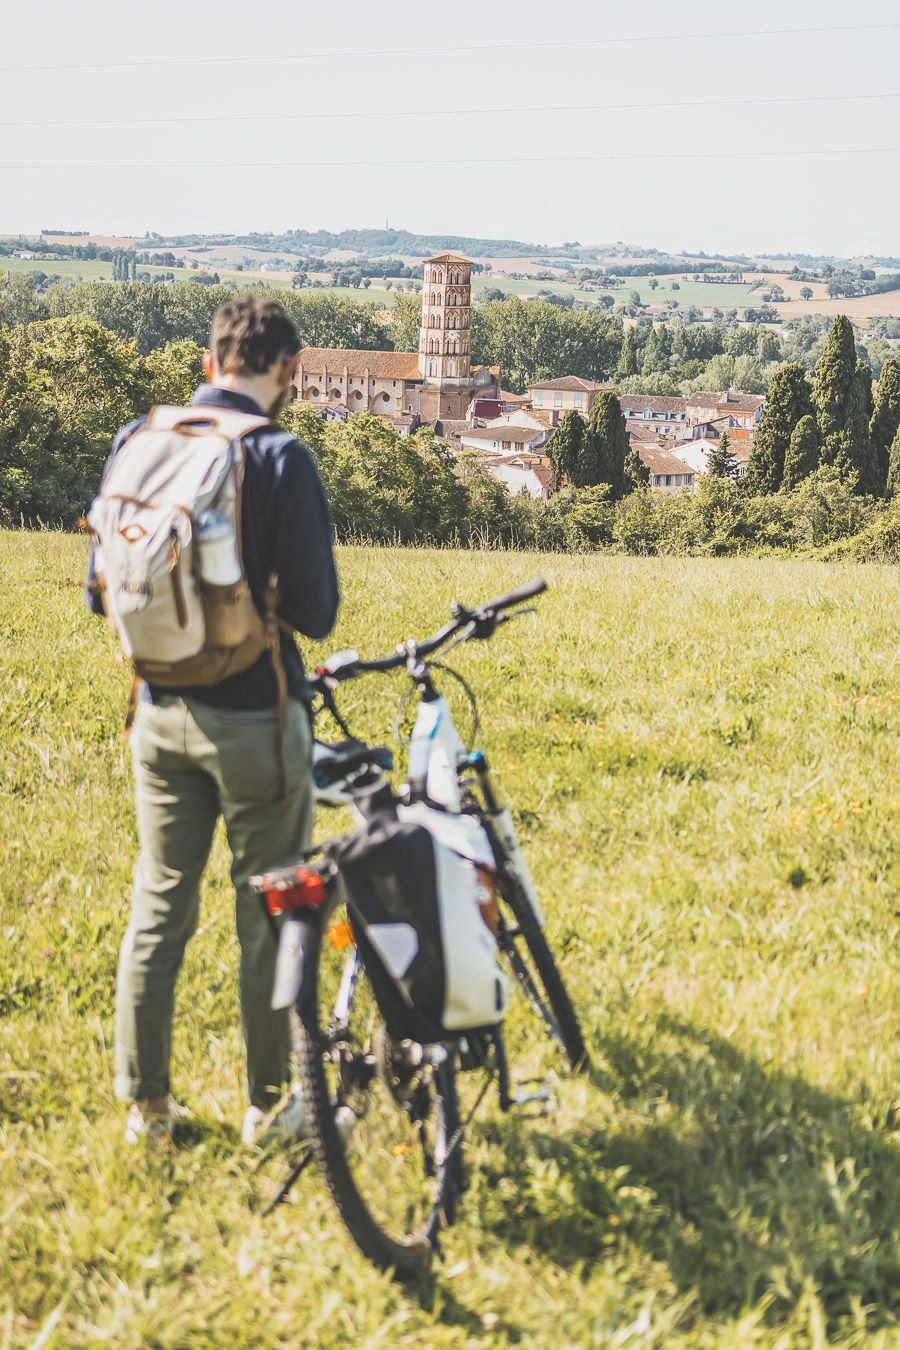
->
xmin=425 ymin=253 xmax=472 ymax=265
xmin=298 ymin=348 xmax=422 ymax=381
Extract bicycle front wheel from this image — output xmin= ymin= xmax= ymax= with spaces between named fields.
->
xmin=293 ymin=894 xmax=460 ymax=1277
xmin=497 ymin=871 xmax=588 ymax=1072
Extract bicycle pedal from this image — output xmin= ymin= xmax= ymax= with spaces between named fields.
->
xmin=510 ymin=1080 xmax=552 ymax=1114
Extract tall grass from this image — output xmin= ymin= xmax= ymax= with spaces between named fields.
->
xmin=1 ymin=533 xmax=898 ymax=1346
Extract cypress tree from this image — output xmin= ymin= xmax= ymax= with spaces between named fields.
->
xmin=845 ymin=361 xmax=879 ymax=495
xmin=869 ymin=357 xmax=900 ymax=495
xmin=616 ymin=327 xmax=639 ymax=379
xmin=814 ymin=315 xmax=858 ymax=467
xmin=746 ymin=363 xmax=813 ymax=493
xmin=547 ymin=410 xmax=584 ymax=488
xmin=707 ymin=429 xmax=740 ymax=478
xmin=781 ymin=415 xmax=819 ymax=489
xmin=581 ymin=391 xmax=629 ymax=496
xmin=887 ymin=423 xmax=900 ymax=498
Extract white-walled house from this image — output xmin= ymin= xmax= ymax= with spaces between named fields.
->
xmin=486 ymin=454 xmax=553 ymax=500
xmin=670 ymin=439 xmax=752 ymax=479
xmin=635 ymin=443 xmax=696 ymax=490
xmin=526 ymin=376 xmax=612 ymax=423
xmin=684 ymin=391 xmax=765 ymax=428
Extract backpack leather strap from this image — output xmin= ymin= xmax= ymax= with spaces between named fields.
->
xmin=146 ymin=404 xmax=272 ymax=440
xmin=262 ymin=575 xmax=291 ymax=801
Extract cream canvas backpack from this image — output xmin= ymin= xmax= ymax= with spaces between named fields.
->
xmin=87 ymin=404 xmax=287 ymax=700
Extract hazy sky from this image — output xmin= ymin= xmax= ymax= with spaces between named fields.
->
xmin=2 ymin=0 xmax=898 ymax=257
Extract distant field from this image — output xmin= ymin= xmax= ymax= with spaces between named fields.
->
xmin=37 ymin=234 xmax=139 ymax=249
xmin=6 ymin=250 xmax=900 ymax=319
xmin=1 ymin=535 xmax=898 ymax=1346
xmin=0 ymin=257 xmax=201 ymax=285
xmin=1 ymin=257 xmax=121 ymax=281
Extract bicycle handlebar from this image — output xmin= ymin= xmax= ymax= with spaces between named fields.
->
xmin=313 ymin=577 xmax=547 ymax=686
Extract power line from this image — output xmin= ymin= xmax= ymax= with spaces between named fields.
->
xmin=0 ymin=21 xmax=897 ymax=75
xmin=3 ymin=146 xmax=899 ymax=171
xmin=2 ymin=90 xmax=898 ymax=131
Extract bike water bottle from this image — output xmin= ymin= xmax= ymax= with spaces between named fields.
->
xmin=195 ymin=509 xmax=241 ymax=585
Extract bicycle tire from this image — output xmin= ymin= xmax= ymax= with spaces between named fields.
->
xmin=498 ymin=872 xmax=589 ymax=1072
xmin=291 ymin=908 xmax=461 ymax=1278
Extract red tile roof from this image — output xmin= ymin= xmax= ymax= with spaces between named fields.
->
xmin=462 ymin=426 xmax=545 ymax=445
xmin=618 ymin=395 xmax=689 ymax=415
xmin=637 ymin=444 xmax=697 ymax=476
xmin=688 ymin=390 xmax=765 ymax=411
xmin=528 ymin=376 xmax=613 ymax=393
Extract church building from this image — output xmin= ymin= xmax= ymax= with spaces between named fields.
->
xmin=293 ymin=254 xmax=500 ymax=423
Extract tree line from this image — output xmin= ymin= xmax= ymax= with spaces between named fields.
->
xmin=2 ymin=278 xmax=900 ymax=560
xmin=746 ymin=317 xmax=900 ymax=498
xmin=4 ymin=270 xmax=896 ymax=395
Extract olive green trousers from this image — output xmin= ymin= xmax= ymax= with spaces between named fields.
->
xmin=115 ymin=694 xmax=312 ymax=1110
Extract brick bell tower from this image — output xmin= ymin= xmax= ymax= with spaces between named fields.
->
xmin=418 ymin=254 xmax=473 ymax=420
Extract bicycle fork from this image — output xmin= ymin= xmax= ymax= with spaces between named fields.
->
xmin=464 ymin=752 xmax=546 ymax=928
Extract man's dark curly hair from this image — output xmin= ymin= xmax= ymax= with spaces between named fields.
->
xmin=210 ymin=295 xmax=300 ymax=375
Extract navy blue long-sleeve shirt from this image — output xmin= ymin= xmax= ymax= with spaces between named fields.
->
xmin=87 ymin=384 xmax=339 ymax=709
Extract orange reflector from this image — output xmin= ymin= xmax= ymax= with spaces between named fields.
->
xmin=475 ymin=866 xmax=499 ymax=935
xmin=327 ymin=920 xmax=354 ymax=952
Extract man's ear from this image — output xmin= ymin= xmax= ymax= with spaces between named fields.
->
xmin=202 ymin=351 xmax=215 ymax=382
xmin=278 ymin=354 xmax=298 ymax=387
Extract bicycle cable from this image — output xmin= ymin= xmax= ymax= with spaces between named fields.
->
xmin=392 ymin=660 xmax=481 ymax=753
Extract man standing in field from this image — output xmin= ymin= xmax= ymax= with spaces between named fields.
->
xmin=87 ymin=296 xmax=338 ymax=1145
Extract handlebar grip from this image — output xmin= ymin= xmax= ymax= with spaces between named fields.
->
xmin=481 ymin=576 xmax=547 ymax=615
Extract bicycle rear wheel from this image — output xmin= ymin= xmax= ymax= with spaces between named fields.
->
xmin=497 ymin=871 xmax=588 ymax=1072
xmin=293 ymin=893 xmax=460 ymax=1277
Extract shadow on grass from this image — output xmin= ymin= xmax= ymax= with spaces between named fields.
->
xmin=471 ymin=1015 xmax=900 ymax=1337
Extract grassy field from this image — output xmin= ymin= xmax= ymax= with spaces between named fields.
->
xmin=1 ymin=534 xmax=899 ymax=1347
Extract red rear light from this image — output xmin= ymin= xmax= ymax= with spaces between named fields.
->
xmin=263 ymin=867 xmax=327 ymax=916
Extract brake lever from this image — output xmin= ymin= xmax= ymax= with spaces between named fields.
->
xmin=494 ymin=605 xmax=537 ymax=627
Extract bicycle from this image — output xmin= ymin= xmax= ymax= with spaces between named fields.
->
xmin=251 ymin=578 xmax=588 ymax=1276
